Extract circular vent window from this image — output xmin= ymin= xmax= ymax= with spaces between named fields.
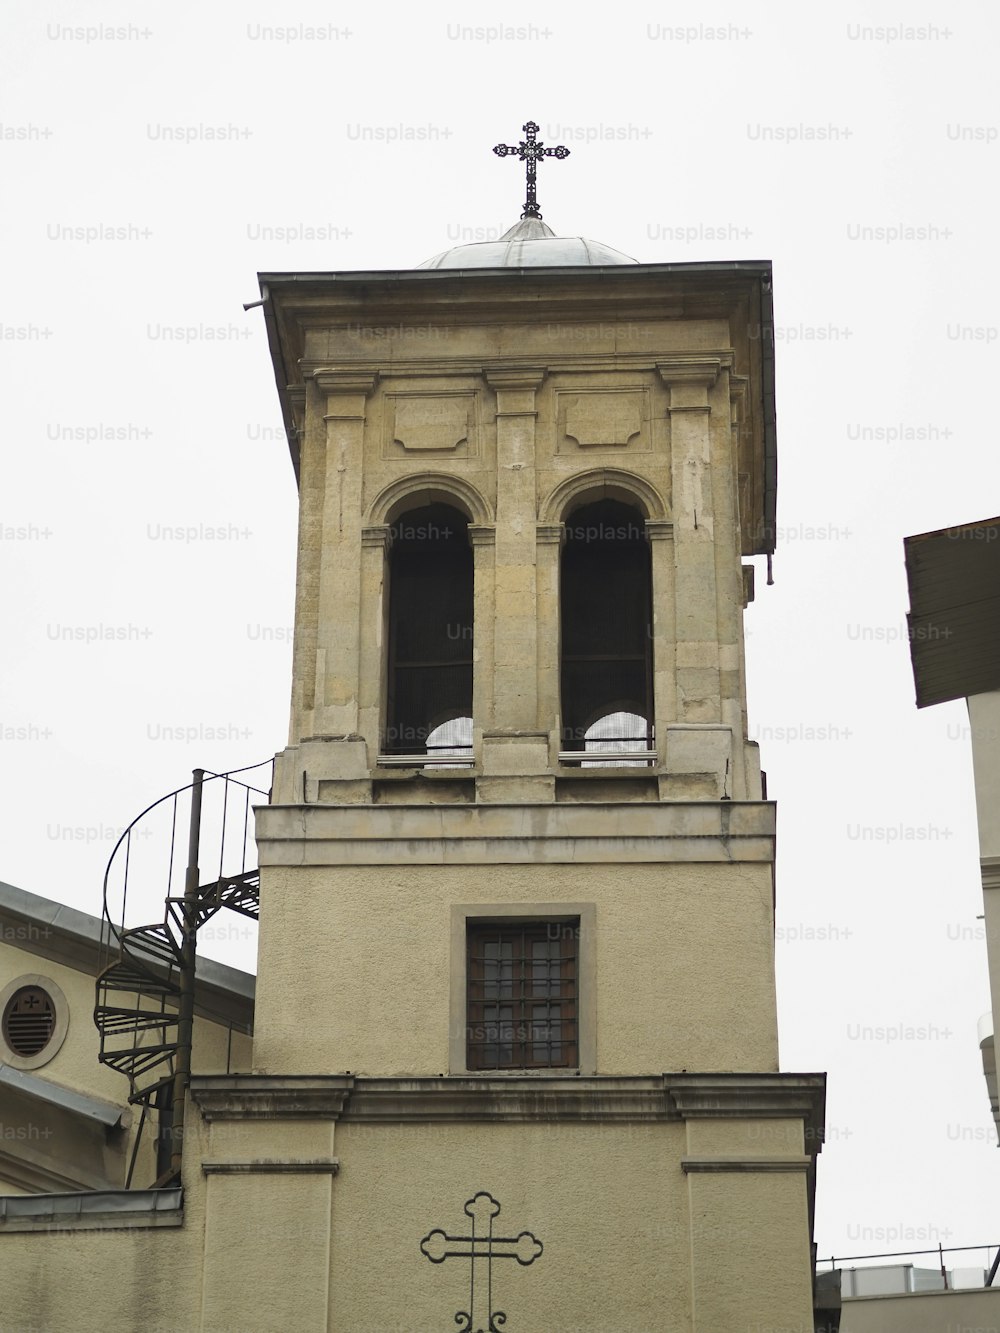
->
xmin=3 ymin=985 xmax=56 ymax=1057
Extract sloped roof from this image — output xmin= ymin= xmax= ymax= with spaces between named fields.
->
xmin=0 ymin=880 xmax=254 ymax=1030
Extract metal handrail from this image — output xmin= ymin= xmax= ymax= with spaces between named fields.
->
xmin=559 ymin=748 xmax=658 ymax=760
xmin=95 ymin=760 xmax=273 ymax=1184
xmin=99 ymin=760 xmax=272 ymax=962
xmin=821 ymin=1241 xmax=999 ymax=1265
xmin=377 ymin=752 xmax=475 ymax=767
xmin=820 ymin=1240 xmax=1000 ymax=1292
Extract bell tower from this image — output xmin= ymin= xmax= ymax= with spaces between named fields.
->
xmin=190 ymin=135 xmax=825 ymax=1332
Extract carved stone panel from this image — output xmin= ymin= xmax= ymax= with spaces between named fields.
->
xmin=556 ymin=388 xmax=648 ymax=452
xmin=384 ymin=392 xmax=477 ymax=457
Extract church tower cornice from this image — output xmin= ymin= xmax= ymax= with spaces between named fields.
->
xmin=259 ymin=261 xmax=775 ymax=557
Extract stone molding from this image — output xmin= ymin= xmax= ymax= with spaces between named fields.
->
xmin=667 ymin=1073 xmax=824 ymax=1121
xmin=681 ymin=1157 xmax=812 ymax=1173
xmin=483 ymin=367 xmax=547 ymax=391
xmin=645 ymin=519 xmax=675 ymax=542
xmin=360 ymin=524 xmax=392 ymax=551
xmin=297 ymin=353 xmax=737 ymax=380
xmin=981 ymin=857 xmax=1000 ymax=892
xmin=655 ymin=354 xmax=734 ymax=388
xmin=191 ymin=1076 xmax=353 ymax=1120
xmin=364 ymin=471 xmax=494 ymax=526
xmin=538 ymin=467 xmax=669 ymax=523
xmin=467 ymin=524 xmax=497 ymax=547
xmin=535 ymin=522 xmax=565 ymax=546
xmin=311 ymin=369 xmax=379 ymax=396
xmin=657 ymin=354 xmax=733 ymax=417
xmin=202 ymin=1160 xmax=340 ymax=1176
xmin=347 ymin=1077 xmax=666 ymax=1123
xmin=191 ymin=1073 xmax=825 ymax=1138
xmin=479 ymin=730 xmax=550 ymax=740
xmin=254 ymin=800 xmax=776 ymax=867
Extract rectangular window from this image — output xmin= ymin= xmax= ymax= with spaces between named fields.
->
xmin=466 ymin=921 xmax=579 ymax=1070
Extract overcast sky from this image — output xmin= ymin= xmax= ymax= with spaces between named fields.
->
xmin=2 ymin=0 xmax=999 ymax=1271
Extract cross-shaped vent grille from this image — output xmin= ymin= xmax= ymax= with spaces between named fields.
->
xmin=3 ymin=985 xmax=55 ymax=1057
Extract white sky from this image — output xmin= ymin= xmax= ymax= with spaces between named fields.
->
xmin=2 ymin=0 xmax=998 ymax=1271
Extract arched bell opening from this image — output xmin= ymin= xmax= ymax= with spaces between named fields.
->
xmin=384 ymin=503 xmax=474 ymax=762
xmin=559 ymin=498 xmax=654 ymax=765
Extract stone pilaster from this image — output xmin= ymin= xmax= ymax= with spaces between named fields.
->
xmin=468 ymin=524 xmax=497 ymax=742
xmin=312 ymin=370 xmax=377 ymax=738
xmin=646 ymin=519 xmax=675 ymax=760
xmin=536 ymin=522 xmax=565 ymax=762
xmin=658 ymin=357 xmax=729 ymax=726
xmin=713 ymin=366 xmax=749 ymax=797
xmin=288 ymin=383 xmax=324 ymax=743
xmin=657 ymin=357 xmax=738 ymax=797
xmin=481 ymin=368 xmax=549 ymax=782
xmin=357 ymin=523 xmax=392 ymax=766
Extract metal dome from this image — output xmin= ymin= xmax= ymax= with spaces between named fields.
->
xmin=418 ymin=217 xmax=638 ymax=269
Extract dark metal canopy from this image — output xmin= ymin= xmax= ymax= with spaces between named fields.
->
xmin=904 ymin=517 xmax=1000 ymax=707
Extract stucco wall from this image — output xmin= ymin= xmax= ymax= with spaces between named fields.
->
xmin=0 ymin=1226 xmax=198 ymax=1333
xmin=0 ymin=1105 xmax=816 ymax=1333
xmin=252 ymin=859 xmax=778 ymax=1077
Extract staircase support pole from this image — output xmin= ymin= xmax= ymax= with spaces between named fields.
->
xmin=169 ymin=767 xmax=204 ymax=1178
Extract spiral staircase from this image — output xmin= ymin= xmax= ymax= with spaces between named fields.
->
xmin=94 ymin=764 xmax=270 ymax=1186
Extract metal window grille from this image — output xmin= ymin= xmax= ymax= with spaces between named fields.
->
xmin=557 ymin=710 xmax=656 ymax=768
xmin=466 ymin=923 xmax=578 ymax=1070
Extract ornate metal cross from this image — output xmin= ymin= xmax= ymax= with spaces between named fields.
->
xmin=420 ymin=1191 xmax=543 ymax=1332
xmin=493 ymin=120 xmax=569 ymax=220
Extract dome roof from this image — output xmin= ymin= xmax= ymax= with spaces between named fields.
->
xmin=418 ymin=217 xmax=638 ymax=269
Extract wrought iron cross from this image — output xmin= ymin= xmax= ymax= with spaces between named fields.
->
xmin=493 ymin=120 xmax=569 ymax=220
xmin=420 ymin=1191 xmax=543 ymax=1333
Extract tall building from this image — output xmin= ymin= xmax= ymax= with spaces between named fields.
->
xmin=1 ymin=137 xmax=825 ymax=1331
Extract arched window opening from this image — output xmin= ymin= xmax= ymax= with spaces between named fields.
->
xmin=560 ymin=499 xmax=654 ymax=766
xmin=385 ymin=503 xmax=473 ymax=763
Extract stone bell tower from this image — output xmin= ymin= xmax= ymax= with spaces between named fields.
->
xmin=189 ymin=131 xmax=825 ymax=1332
